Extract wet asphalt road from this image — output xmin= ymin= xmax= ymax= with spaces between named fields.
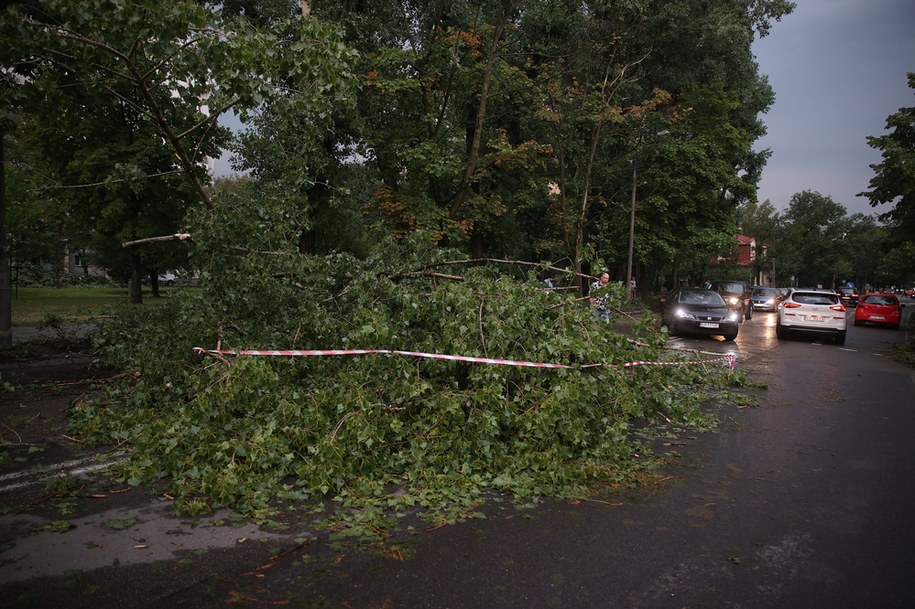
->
xmin=3 ymin=301 xmax=914 ymax=608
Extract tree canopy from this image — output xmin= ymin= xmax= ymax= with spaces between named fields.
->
xmin=1 ymin=0 xmax=358 ymax=298
xmin=859 ymin=72 xmax=915 ymax=287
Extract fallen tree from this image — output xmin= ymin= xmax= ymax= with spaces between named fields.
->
xmin=73 ymin=231 xmax=752 ymax=536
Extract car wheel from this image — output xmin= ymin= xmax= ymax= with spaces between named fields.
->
xmin=723 ymin=330 xmax=737 ymax=341
xmin=834 ymin=330 xmax=846 ymax=345
xmin=892 ymin=322 xmax=900 ymax=330
xmin=776 ymin=320 xmax=786 ymax=339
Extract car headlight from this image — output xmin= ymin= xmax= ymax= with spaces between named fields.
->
xmin=675 ymin=308 xmax=696 ymax=320
xmin=727 ymin=311 xmax=740 ymax=322
xmin=728 ymin=296 xmax=739 ymax=306
xmin=764 ymin=299 xmax=774 ymax=305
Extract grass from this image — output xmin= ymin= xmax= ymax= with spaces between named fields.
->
xmin=10 ymin=286 xmax=182 ymax=325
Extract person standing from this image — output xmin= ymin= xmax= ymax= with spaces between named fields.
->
xmin=590 ymin=272 xmax=611 ymax=323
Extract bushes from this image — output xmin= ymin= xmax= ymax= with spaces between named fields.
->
xmin=12 ymin=263 xmax=116 ymax=288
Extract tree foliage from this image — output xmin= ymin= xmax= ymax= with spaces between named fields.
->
xmin=1 ymin=0 xmax=359 ymax=292
xmin=773 ymin=191 xmax=848 ymax=287
xmin=859 ymin=72 xmax=915 ymax=286
xmin=75 ymin=236 xmax=748 ymax=523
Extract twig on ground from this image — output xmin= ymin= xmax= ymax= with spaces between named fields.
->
xmin=572 ymin=496 xmax=624 ymax=507
xmin=2 ymin=423 xmax=23 ymax=445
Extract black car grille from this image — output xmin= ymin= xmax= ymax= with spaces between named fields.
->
xmin=695 ymin=314 xmax=727 ymax=322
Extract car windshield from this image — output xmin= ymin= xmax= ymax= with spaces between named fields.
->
xmin=678 ymin=290 xmax=725 ymax=305
xmin=863 ymin=295 xmax=897 ymax=306
xmin=753 ymin=288 xmax=778 ymax=296
xmin=713 ymin=282 xmax=745 ymax=293
xmin=792 ymin=292 xmax=838 ymax=305
xmin=837 ymin=288 xmax=856 ymax=294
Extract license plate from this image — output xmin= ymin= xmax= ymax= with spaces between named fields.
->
xmin=870 ymin=315 xmax=885 ymax=320
xmin=804 ymin=315 xmax=824 ymax=321
xmin=699 ymin=322 xmax=719 ymax=328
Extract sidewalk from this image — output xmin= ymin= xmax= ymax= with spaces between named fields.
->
xmin=7 ymin=323 xmax=96 ymax=345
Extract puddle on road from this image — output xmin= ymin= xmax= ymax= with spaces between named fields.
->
xmin=0 ymin=501 xmax=289 ymax=583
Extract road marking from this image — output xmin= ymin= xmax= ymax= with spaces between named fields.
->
xmin=0 ymin=450 xmax=128 ymax=495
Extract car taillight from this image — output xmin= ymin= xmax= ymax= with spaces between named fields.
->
xmin=830 ymin=304 xmax=846 ymax=312
xmin=783 ymin=302 xmax=801 ymax=308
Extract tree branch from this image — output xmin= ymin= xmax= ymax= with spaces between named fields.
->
xmin=416 ymin=258 xmax=594 ymax=281
xmin=121 ymin=233 xmax=192 ymax=248
xmin=33 ymin=170 xmax=184 ymax=192
xmin=380 ymin=271 xmax=464 ymax=282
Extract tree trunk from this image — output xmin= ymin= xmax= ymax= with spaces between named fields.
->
xmin=470 ymin=227 xmax=484 ymax=259
xmin=572 ymin=121 xmax=604 ymax=294
xmin=298 ymin=228 xmax=316 ymax=254
xmin=0 ymin=131 xmax=11 ymax=347
xmin=150 ymin=271 xmax=161 ymax=298
xmin=129 ymin=252 xmax=143 ymax=304
xmin=449 ymin=10 xmax=508 ymax=218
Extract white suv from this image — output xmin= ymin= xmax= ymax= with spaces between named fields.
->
xmin=776 ymin=288 xmax=847 ymax=345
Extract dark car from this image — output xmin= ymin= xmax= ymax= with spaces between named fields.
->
xmin=708 ymin=281 xmax=753 ymax=321
xmin=751 ymin=286 xmax=785 ymax=312
xmin=662 ymin=287 xmax=740 ymax=341
xmin=836 ymin=286 xmax=859 ymax=307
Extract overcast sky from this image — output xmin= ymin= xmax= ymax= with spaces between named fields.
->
xmin=751 ymin=0 xmax=914 ymax=217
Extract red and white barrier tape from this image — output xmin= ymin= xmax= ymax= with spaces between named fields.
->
xmin=192 ymin=347 xmax=736 ymax=371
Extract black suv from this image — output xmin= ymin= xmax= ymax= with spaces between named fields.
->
xmin=708 ymin=281 xmax=753 ymax=321
xmin=836 ymin=286 xmax=859 ymax=307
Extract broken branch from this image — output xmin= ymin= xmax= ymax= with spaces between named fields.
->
xmin=121 ymin=233 xmax=192 ymax=248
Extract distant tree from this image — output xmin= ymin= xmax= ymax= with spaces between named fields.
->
xmin=13 ymin=87 xmax=198 ymax=299
xmin=737 ymin=198 xmax=780 ymax=284
xmin=775 ymin=191 xmax=847 ymax=288
xmin=841 ymin=214 xmax=885 ymax=288
xmin=3 ymin=124 xmax=71 ymax=285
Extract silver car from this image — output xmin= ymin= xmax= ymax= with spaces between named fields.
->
xmin=751 ymin=286 xmax=784 ymax=312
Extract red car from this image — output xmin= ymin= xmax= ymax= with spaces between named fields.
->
xmin=854 ymin=293 xmax=904 ymax=329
